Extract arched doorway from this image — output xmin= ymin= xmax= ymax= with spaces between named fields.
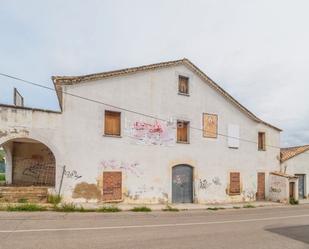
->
xmin=1 ymin=138 xmax=56 ymax=186
xmin=172 ymin=164 xmax=193 ymax=203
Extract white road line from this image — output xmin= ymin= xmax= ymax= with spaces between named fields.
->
xmin=0 ymin=214 xmax=308 ymax=234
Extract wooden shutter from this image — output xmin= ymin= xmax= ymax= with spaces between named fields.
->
xmin=177 ymin=121 xmax=189 ymax=142
xmin=203 ymin=113 xmax=218 ymax=138
xmin=258 ymin=132 xmax=266 ymax=150
xmin=229 ymin=172 xmax=240 ymax=195
xmin=103 ymin=172 xmax=122 ymax=201
xmin=104 ymin=111 xmax=121 ymax=136
xmin=178 ymin=76 xmax=189 ymax=94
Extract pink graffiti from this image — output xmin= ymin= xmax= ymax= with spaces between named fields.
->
xmin=99 ymin=160 xmax=142 ymax=177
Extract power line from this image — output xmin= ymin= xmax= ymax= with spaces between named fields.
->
xmin=0 ymin=72 xmax=307 ymax=153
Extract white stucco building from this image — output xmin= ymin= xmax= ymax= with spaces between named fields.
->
xmin=0 ymin=58 xmax=282 ymax=204
xmin=281 ymin=145 xmax=309 ymax=200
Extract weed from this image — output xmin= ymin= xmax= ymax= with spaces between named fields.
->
xmin=207 ymin=207 xmax=225 ymax=211
xmin=47 ymin=194 xmax=62 ymax=205
xmin=55 ymin=203 xmax=78 ymax=212
xmin=233 ymin=206 xmax=241 ymax=209
xmin=0 ymin=174 xmax=5 ymax=181
xmin=289 ymin=197 xmax=299 ymax=205
xmin=97 ymin=206 xmax=121 ymax=212
xmin=162 ymin=205 xmax=179 ymax=212
xmin=243 ymin=204 xmax=255 ymax=208
xmin=17 ymin=198 xmax=28 ymax=203
xmin=130 ymin=206 xmax=152 ymax=212
xmin=7 ymin=204 xmax=46 ymax=212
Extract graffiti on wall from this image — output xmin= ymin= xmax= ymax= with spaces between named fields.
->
xmin=199 ymin=177 xmax=222 ymax=190
xmin=99 ymin=160 xmax=142 ymax=177
xmin=125 ymin=119 xmax=175 ymax=146
xmin=242 ymin=189 xmax=256 ymax=201
xmin=64 ymin=169 xmax=82 ymax=180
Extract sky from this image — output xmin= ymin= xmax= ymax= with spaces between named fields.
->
xmin=0 ymin=0 xmax=308 ymax=147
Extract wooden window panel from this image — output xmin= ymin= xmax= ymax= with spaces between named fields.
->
xmin=258 ymin=132 xmax=266 ymax=151
xmin=229 ymin=172 xmax=240 ymax=195
xmin=177 ymin=121 xmax=189 ymax=143
xmin=203 ymin=113 xmax=218 ymax=138
xmin=178 ymin=76 xmax=189 ymax=94
xmin=104 ymin=111 xmax=121 ymax=136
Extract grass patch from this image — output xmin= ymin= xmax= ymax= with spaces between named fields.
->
xmin=207 ymin=207 xmax=225 ymax=211
xmin=289 ymin=197 xmax=299 ymax=205
xmin=0 ymin=174 xmax=5 ymax=181
xmin=7 ymin=203 xmax=46 ymax=212
xmin=55 ymin=203 xmax=96 ymax=212
xmin=130 ymin=206 xmax=152 ymax=212
xmin=243 ymin=204 xmax=256 ymax=208
xmin=233 ymin=206 xmax=241 ymax=209
xmin=17 ymin=198 xmax=28 ymax=203
xmin=162 ymin=205 xmax=179 ymax=212
xmin=97 ymin=206 xmax=121 ymax=213
xmin=47 ymin=194 xmax=62 ymax=205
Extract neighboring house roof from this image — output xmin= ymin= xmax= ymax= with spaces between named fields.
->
xmin=280 ymin=145 xmax=309 ymax=162
xmin=270 ymin=171 xmax=298 ymax=179
xmin=52 ymin=58 xmax=281 ymax=131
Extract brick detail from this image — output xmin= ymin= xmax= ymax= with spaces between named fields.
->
xmin=103 ymin=172 xmax=122 ymax=201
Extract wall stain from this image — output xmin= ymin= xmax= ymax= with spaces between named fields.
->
xmin=72 ymin=182 xmax=101 ymax=200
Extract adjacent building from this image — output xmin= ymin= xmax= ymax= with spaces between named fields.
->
xmin=0 ymin=59 xmax=283 ymax=204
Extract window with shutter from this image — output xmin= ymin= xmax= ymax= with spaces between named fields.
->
xmin=178 ymin=76 xmax=189 ymax=95
xmin=177 ymin=120 xmax=189 ymax=143
xmin=104 ymin=111 xmax=121 ymax=136
xmin=258 ymin=132 xmax=266 ymax=151
xmin=229 ymin=172 xmax=240 ymax=195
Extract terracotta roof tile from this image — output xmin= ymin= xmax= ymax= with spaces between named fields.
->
xmin=280 ymin=145 xmax=309 ymax=162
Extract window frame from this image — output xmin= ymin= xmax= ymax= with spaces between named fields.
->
xmin=176 ymin=120 xmax=190 ymax=144
xmin=258 ymin=132 xmax=266 ymax=151
xmin=104 ymin=110 xmax=121 ymax=137
xmin=178 ymin=75 xmax=190 ymax=96
xmin=229 ymin=172 xmax=241 ymax=195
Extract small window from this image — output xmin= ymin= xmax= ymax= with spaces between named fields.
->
xmin=258 ymin=132 xmax=266 ymax=151
xmin=178 ymin=75 xmax=189 ymax=95
xmin=177 ymin=120 xmax=189 ymax=143
xmin=104 ymin=111 xmax=121 ymax=136
xmin=229 ymin=172 xmax=240 ymax=195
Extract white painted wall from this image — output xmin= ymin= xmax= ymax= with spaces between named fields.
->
xmin=283 ymin=152 xmax=309 ymax=199
xmin=0 ymin=64 xmax=281 ymax=203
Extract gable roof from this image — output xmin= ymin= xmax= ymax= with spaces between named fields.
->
xmin=52 ymin=58 xmax=281 ymax=131
xmin=280 ymin=145 xmax=309 ymax=162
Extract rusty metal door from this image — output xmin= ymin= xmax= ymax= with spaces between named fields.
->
xmin=256 ymin=172 xmax=265 ymax=201
xmin=296 ymin=174 xmax=305 ymax=199
xmin=172 ymin=165 xmax=193 ymax=203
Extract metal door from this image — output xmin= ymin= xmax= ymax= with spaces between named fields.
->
xmin=296 ymin=174 xmax=305 ymax=199
xmin=256 ymin=172 xmax=265 ymax=201
xmin=172 ymin=165 xmax=193 ymax=203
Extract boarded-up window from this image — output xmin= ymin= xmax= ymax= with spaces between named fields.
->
xmin=228 ymin=124 xmax=240 ymax=148
xmin=14 ymin=88 xmax=24 ymax=107
xmin=178 ymin=76 xmax=189 ymax=94
xmin=229 ymin=172 xmax=240 ymax=195
xmin=177 ymin=120 xmax=189 ymax=143
xmin=258 ymin=132 xmax=266 ymax=151
xmin=203 ymin=113 xmax=218 ymax=138
xmin=103 ymin=172 xmax=122 ymax=201
xmin=104 ymin=111 xmax=121 ymax=136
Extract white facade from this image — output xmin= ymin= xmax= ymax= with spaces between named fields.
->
xmin=0 ymin=60 xmax=282 ymax=204
xmin=282 ymin=151 xmax=309 ymax=199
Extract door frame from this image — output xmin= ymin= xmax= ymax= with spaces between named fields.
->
xmin=171 ymin=164 xmax=194 ymax=204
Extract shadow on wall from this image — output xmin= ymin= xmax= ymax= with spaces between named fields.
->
xmin=265 ymin=225 xmax=309 ymax=244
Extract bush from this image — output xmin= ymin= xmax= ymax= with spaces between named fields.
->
xmin=289 ymin=197 xmax=299 ymax=205
xmin=130 ymin=206 xmax=152 ymax=212
xmin=97 ymin=206 xmax=121 ymax=213
xmin=162 ymin=205 xmax=179 ymax=212
xmin=47 ymin=194 xmax=62 ymax=205
xmin=7 ymin=204 xmax=46 ymax=212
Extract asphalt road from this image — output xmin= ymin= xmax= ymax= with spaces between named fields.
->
xmin=0 ymin=205 xmax=308 ymax=249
